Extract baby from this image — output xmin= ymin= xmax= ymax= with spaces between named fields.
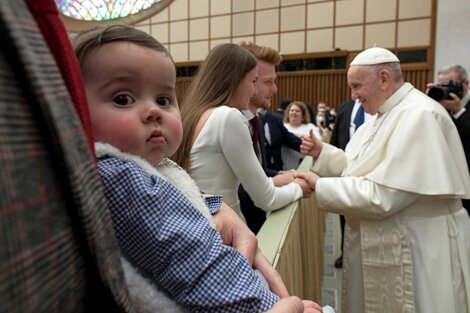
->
xmin=73 ymin=25 xmax=321 ymax=313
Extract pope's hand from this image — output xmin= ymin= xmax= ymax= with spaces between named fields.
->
xmin=300 ymin=130 xmax=323 ymax=159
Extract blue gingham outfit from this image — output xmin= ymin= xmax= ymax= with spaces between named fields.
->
xmin=97 ymin=156 xmax=279 ymax=312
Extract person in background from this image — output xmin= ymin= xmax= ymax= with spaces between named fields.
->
xmin=273 ymin=97 xmax=292 ymax=121
xmin=282 ymin=101 xmax=321 ymax=170
xmin=237 ymin=41 xmax=303 ymax=233
xmin=175 ymin=44 xmax=312 ymax=223
xmin=300 ymin=47 xmax=470 ymax=313
xmin=426 ymin=64 xmax=470 ymax=214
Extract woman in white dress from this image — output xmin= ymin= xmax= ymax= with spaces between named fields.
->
xmin=282 ymin=101 xmax=321 ymax=170
xmin=174 ymin=44 xmax=309 ymax=221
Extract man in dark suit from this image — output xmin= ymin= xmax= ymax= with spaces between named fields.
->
xmin=428 ymin=65 xmax=470 ymax=214
xmin=239 ymin=42 xmax=303 ymax=233
xmin=261 ymin=108 xmax=302 ymax=172
xmin=329 ymin=98 xmax=365 ymax=268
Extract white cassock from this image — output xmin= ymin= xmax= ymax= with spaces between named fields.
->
xmin=312 ymin=83 xmax=470 ymax=313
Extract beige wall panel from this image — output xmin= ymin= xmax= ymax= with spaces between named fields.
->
xmin=335 ymin=25 xmax=363 ymax=50
xmin=135 ymin=24 xmax=151 ymax=34
xmin=190 ymin=0 xmax=209 ymax=18
xmin=170 ymin=20 xmax=188 ymax=42
xmin=336 ymin=0 xmax=364 ymax=26
xmin=308 ymin=0 xmax=329 ymax=2
xmin=255 ymin=34 xmax=279 ymax=50
xmin=366 ymin=0 xmax=396 ymax=22
xmin=280 ymin=31 xmax=305 ymax=54
xmin=399 ymin=0 xmax=431 ymax=19
xmin=190 ymin=18 xmax=209 ymax=40
xmin=151 ymin=7 xmax=169 ymax=23
xmin=365 ymin=23 xmax=395 ymax=49
xmin=211 ymin=0 xmax=231 ymax=15
xmin=397 ymin=19 xmax=430 ymax=47
xmin=170 ymin=0 xmax=188 ymax=20
xmin=233 ymin=36 xmax=255 ymax=44
xmin=307 ymin=28 xmax=334 ymax=52
xmin=233 ymin=12 xmax=255 ymax=36
xmin=211 ymin=15 xmax=231 ymax=38
xmin=256 ymin=9 xmax=279 ymax=34
xmin=210 ymin=39 xmax=229 ymax=49
xmin=282 ymin=0 xmax=305 ymax=5
xmin=257 ymin=0 xmax=280 ymax=9
xmin=190 ymin=41 xmax=209 ymax=61
xmin=281 ymin=6 xmax=306 ymax=31
xmin=308 ymin=2 xmax=334 ymax=28
xmin=170 ymin=42 xmax=188 ymax=62
xmin=233 ymin=0 xmax=255 ymax=12
xmin=151 ymin=23 xmax=169 ymax=43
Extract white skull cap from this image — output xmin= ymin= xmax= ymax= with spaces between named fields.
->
xmin=350 ymin=47 xmax=400 ymax=65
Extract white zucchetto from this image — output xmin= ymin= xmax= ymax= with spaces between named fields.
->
xmin=350 ymin=47 xmax=400 ymax=65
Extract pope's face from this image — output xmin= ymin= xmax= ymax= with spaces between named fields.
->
xmin=347 ymin=65 xmax=384 ymax=115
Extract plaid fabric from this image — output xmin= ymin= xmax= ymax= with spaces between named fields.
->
xmin=203 ymin=195 xmax=223 ymax=214
xmin=0 ymin=1 xmax=134 ymax=312
xmin=98 ymin=156 xmax=279 ymax=312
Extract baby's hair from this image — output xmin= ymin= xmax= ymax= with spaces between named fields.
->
xmin=73 ymin=25 xmax=172 ymax=70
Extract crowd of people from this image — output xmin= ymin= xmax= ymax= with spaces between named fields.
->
xmin=2 ymin=1 xmax=470 ymax=313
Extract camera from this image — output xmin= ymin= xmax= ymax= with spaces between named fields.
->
xmin=427 ymin=80 xmax=463 ymax=102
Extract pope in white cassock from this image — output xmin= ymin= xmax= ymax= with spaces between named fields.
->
xmin=299 ymin=47 xmax=470 ymax=313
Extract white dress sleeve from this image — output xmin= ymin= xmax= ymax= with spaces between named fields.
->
xmin=220 ymin=109 xmax=303 ymax=211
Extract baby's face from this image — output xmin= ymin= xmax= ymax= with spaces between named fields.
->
xmin=83 ymin=42 xmax=182 ymax=165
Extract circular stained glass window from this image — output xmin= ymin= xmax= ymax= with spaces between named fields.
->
xmin=56 ymin=0 xmax=172 ymax=32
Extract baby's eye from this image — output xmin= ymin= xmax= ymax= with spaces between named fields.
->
xmin=156 ymin=96 xmax=171 ymax=106
xmin=113 ymin=94 xmax=134 ymax=106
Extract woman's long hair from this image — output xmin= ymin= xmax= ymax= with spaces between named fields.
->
xmin=174 ymin=43 xmax=257 ymax=170
xmin=284 ymin=101 xmax=311 ymax=124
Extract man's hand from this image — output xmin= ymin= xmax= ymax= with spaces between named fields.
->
xmin=426 ymin=83 xmax=464 ymax=113
xmin=265 ymin=296 xmax=324 ymax=313
xmin=213 ymin=202 xmax=257 ymax=265
xmin=300 ymin=130 xmax=323 ymax=159
xmin=441 ymin=92 xmax=464 ymax=113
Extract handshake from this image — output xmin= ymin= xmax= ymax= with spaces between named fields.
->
xmin=273 ymin=130 xmax=322 ymax=197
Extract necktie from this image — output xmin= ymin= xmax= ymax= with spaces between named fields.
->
xmin=250 ymin=117 xmax=260 ymax=157
xmin=354 ymin=105 xmax=365 ymax=130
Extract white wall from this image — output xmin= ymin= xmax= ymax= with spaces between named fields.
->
xmin=434 ymin=0 xmax=470 ymax=80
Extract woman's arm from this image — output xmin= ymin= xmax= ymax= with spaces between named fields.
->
xmin=220 ymin=109 xmax=303 ymax=210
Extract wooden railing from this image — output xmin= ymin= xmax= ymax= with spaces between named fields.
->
xmin=257 ymin=157 xmax=325 ymax=302
xmin=176 ymin=65 xmax=432 ymax=111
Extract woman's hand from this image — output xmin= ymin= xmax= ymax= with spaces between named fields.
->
xmin=212 ymin=202 xmax=257 ymax=265
xmin=253 ymin=249 xmax=289 ymax=298
xmin=272 ymin=170 xmax=298 ymax=187
xmin=296 ymin=171 xmax=320 ymax=190
xmin=265 ymin=296 xmax=324 ymax=313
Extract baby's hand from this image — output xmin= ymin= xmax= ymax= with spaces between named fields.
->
xmin=300 ymin=130 xmax=323 ymax=159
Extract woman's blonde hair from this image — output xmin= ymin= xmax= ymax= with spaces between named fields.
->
xmin=174 ymin=43 xmax=257 ymax=169
xmin=284 ymin=101 xmax=311 ymax=124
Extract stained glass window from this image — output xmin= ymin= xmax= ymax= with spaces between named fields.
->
xmin=56 ymin=0 xmax=164 ymax=21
